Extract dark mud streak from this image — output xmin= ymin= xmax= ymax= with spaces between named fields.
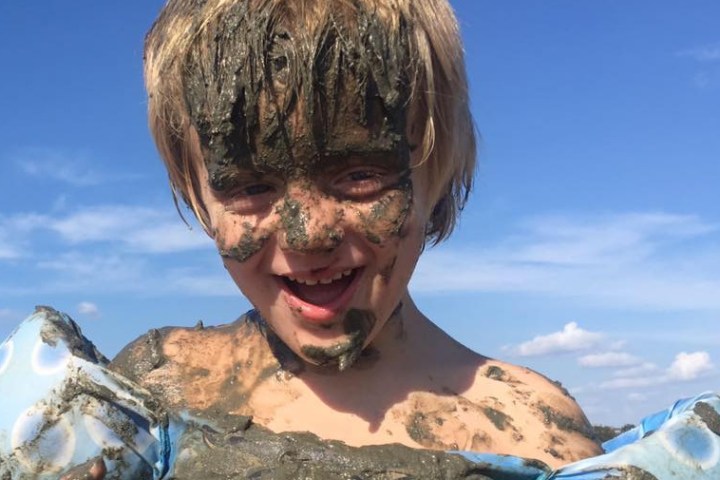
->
xmin=694 ymin=402 xmax=720 ymax=436
xmin=484 ymin=366 xmax=506 ymax=382
xmin=358 ymin=174 xmax=414 ymax=246
xmin=537 ymin=403 xmax=594 ymax=438
xmin=482 ymin=407 xmax=512 ymax=432
xmin=300 ymin=309 xmax=376 ymax=371
xmin=278 ymin=196 xmax=309 ymax=250
xmin=405 ymin=412 xmax=440 ymax=447
xmin=218 ymin=222 xmax=270 ymax=263
xmin=172 ymin=418 xmax=515 ymax=479
xmin=544 ymin=447 xmax=565 ymax=461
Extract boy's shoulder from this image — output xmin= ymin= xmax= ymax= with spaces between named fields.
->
xmin=422 ymin=358 xmax=602 ymax=465
xmin=385 ymin=348 xmax=600 ymax=467
xmin=109 ymin=312 xmax=279 ymax=413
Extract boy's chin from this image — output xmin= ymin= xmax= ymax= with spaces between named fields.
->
xmin=293 ymin=308 xmax=377 ymax=372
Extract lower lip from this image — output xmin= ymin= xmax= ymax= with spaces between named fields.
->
xmin=279 ymin=269 xmax=363 ymax=325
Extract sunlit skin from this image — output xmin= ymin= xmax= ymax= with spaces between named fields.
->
xmin=111 ymin=120 xmax=603 ymax=468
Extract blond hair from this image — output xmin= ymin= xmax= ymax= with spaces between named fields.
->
xmin=145 ymin=0 xmax=476 ymax=244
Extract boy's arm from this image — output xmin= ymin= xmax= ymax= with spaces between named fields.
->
xmin=109 ymin=326 xmax=189 ymax=411
xmin=464 ymin=361 xmax=603 ymax=465
xmin=510 ymin=364 xmax=603 ymax=462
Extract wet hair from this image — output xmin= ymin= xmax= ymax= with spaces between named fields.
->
xmin=144 ymin=0 xmax=476 ymax=244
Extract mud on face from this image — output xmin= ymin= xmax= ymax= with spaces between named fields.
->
xmin=183 ymin=0 xmax=416 ymax=181
xmin=187 ymin=1 xmax=421 ymax=262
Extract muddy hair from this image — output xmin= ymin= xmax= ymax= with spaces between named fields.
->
xmin=144 ymin=0 xmax=476 ymax=244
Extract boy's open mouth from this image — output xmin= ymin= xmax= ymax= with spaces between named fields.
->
xmin=281 ymin=268 xmax=359 ymax=307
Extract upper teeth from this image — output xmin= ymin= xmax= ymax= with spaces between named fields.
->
xmin=287 ymin=269 xmax=353 ymax=285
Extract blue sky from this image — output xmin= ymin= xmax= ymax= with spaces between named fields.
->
xmin=0 ymin=1 xmax=718 ymax=427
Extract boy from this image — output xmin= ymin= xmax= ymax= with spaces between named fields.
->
xmin=111 ymin=0 xmax=602 ymax=469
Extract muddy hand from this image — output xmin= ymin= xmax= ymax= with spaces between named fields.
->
xmin=59 ymin=457 xmax=107 ymax=480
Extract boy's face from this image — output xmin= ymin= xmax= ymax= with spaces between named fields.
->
xmin=197 ymin=117 xmax=430 ymax=371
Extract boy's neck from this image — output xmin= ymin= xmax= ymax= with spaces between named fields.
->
xmin=263 ymin=293 xmax=480 ymax=430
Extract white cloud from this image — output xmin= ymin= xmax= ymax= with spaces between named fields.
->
xmin=515 ymin=322 xmax=604 ymax=356
xmin=667 ymin=351 xmax=714 ymax=380
xmin=15 ymin=149 xmax=107 ymax=186
xmin=627 ymin=392 xmax=648 ymax=402
xmin=0 ymin=213 xmax=49 ymax=261
xmin=678 ymin=42 xmax=720 ymax=62
xmin=508 ymin=213 xmax=713 ymax=266
xmin=0 ymin=206 xmax=210 ymax=257
xmin=578 ymin=352 xmax=641 ymax=368
xmin=598 ymin=352 xmax=714 ymax=390
xmin=49 ymin=205 xmax=210 ymax=253
xmin=77 ymin=302 xmax=100 ymax=317
xmin=28 ymin=250 xmax=234 ymax=298
xmin=0 ymin=242 xmax=19 ymax=260
xmin=599 ymin=376 xmax=664 ymax=390
xmin=125 ymin=223 xmax=211 ymax=253
xmin=613 ymin=362 xmax=659 ymax=378
xmin=36 ymin=252 xmax=151 ymax=293
xmin=413 ymin=212 xmax=720 ymax=311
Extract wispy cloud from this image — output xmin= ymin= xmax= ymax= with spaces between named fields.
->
xmin=1 ymin=205 xmax=211 ymax=259
xmin=27 ymin=250 xmax=233 ymax=297
xmin=413 ymin=212 xmax=720 ymax=311
xmin=77 ymin=301 xmax=100 ymax=317
xmin=12 ymin=148 xmax=141 ymax=186
xmin=578 ymin=352 xmax=642 ymax=368
xmin=612 ymin=362 xmax=659 ymax=378
xmin=0 ymin=213 xmax=48 ymax=261
xmin=513 ymin=322 xmax=604 ymax=356
xmin=36 ymin=252 xmax=151 ymax=292
xmin=678 ymin=42 xmax=720 ymax=62
xmin=0 ymin=242 xmax=19 ymax=260
xmin=49 ymin=205 xmax=211 ymax=253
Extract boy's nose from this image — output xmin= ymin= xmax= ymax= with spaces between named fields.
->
xmin=276 ymin=188 xmax=345 ymax=254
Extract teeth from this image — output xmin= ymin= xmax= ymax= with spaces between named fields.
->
xmin=285 ymin=268 xmax=355 ymax=285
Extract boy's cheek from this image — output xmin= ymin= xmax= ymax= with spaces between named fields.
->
xmin=354 ymin=187 xmax=415 ymax=246
xmin=213 ymin=218 xmax=273 ymax=263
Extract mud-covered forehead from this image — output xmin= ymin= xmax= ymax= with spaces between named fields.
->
xmin=182 ymin=1 xmax=416 ymax=188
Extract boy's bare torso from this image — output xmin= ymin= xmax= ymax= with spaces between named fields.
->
xmin=111 ymin=309 xmax=601 ymax=468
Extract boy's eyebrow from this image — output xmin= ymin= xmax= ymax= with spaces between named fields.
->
xmin=312 ymin=142 xmax=411 ymax=171
xmin=319 ymin=134 xmax=410 ymax=159
xmin=207 ymin=164 xmax=279 ymax=192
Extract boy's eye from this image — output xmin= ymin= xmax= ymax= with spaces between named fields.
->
xmin=243 ymin=184 xmax=273 ymax=196
xmin=332 ymin=168 xmax=396 ymax=199
xmin=220 ymin=181 xmax=279 ymax=214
